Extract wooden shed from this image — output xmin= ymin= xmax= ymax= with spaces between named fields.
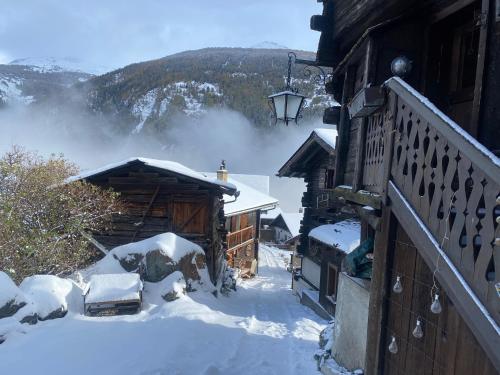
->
xmin=68 ymin=157 xmax=237 ymax=283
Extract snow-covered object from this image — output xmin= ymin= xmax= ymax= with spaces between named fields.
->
xmin=203 ymin=173 xmax=278 ymax=216
xmin=279 ymin=212 xmax=304 ymax=238
xmin=20 ymin=275 xmax=82 ymax=319
xmin=93 ymin=233 xmax=214 ymax=290
xmin=66 ymin=157 xmax=236 ymax=194
xmin=85 ymin=273 xmax=143 ymax=304
xmin=308 ymin=220 xmax=361 ymax=253
xmin=313 ymin=128 xmax=338 ymax=150
xmin=0 ymin=272 xmax=29 ymax=318
xmin=0 ymin=317 xmax=27 ymax=344
xmin=157 ymin=271 xmax=186 ymax=302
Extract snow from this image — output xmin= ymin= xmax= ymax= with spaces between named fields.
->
xmin=146 ymin=271 xmax=186 ymax=303
xmin=66 ymin=157 xmax=237 ymax=193
xmin=20 ymin=275 xmax=82 ymax=318
xmin=84 ymin=273 xmax=143 ymax=304
xmin=313 ymin=128 xmax=337 ymax=150
xmin=132 ymin=89 xmax=158 ymax=134
xmin=250 ymin=41 xmax=289 ymax=49
xmin=308 ymin=220 xmax=361 ymax=253
xmin=0 ymin=76 xmax=35 ymax=105
xmin=280 ymin=212 xmax=304 ymax=238
xmin=0 ymin=272 xmax=27 ymax=308
xmin=9 ymin=57 xmax=111 ymax=75
xmin=387 ymin=77 xmax=500 ymax=168
xmin=108 ymin=232 xmax=204 ymax=265
xmin=203 ymin=173 xmax=278 ymax=216
xmin=261 ymin=206 xmax=283 ymax=220
xmin=226 ymin=173 xmax=270 ymax=195
xmin=0 ymin=245 xmax=325 ymax=374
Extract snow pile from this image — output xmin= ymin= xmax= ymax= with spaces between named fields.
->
xmin=0 ymin=318 xmax=27 ymax=344
xmin=93 ymin=233 xmax=214 ymax=290
xmin=20 ymin=275 xmax=82 ymax=319
xmin=0 ymin=272 xmax=29 ymax=318
xmin=308 ymin=220 xmax=361 ymax=253
xmin=145 ymin=271 xmax=186 ymax=303
xmin=85 ymin=273 xmax=143 ymax=304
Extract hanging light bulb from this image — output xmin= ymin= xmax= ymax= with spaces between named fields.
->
xmin=393 ymin=276 xmax=403 ymax=294
xmin=412 ymin=319 xmax=424 ymax=339
xmin=431 ymin=294 xmax=442 ymax=314
xmin=388 ymin=336 xmax=398 ymax=354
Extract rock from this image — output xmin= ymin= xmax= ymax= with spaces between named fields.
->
xmin=159 ymin=271 xmax=186 ymax=302
xmin=0 ymin=299 xmax=27 ymax=319
xmin=145 ymin=250 xmax=176 ymax=282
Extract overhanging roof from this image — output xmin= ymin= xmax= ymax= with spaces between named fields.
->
xmin=67 ymin=157 xmax=237 ymax=195
xmin=277 ymin=128 xmax=337 ymax=178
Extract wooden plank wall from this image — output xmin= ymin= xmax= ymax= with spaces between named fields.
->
xmin=381 ymin=224 xmax=497 ymax=375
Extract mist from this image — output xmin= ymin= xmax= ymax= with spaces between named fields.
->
xmin=0 ymin=104 xmax=332 ymax=212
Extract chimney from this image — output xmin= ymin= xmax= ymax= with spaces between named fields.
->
xmin=217 ymin=160 xmax=228 ymax=182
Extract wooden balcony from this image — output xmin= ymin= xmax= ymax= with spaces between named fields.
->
xmin=344 ymin=77 xmax=500 ymax=366
xmin=226 ymin=225 xmax=254 ymax=252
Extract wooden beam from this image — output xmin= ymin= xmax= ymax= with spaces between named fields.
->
xmin=364 ymin=206 xmax=395 ymax=375
xmin=387 ymin=181 xmax=500 ymax=371
xmin=331 ymin=185 xmax=382 ymax=209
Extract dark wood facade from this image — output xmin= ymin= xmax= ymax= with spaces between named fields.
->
xmin=76 ymin=159 xmax=236 ymax=283
xmin=278 ymin=130 xmax=356 ymax=259
xmin=309 ymin=0 xmax=500 ymax=372
xmin=225 ymin=210 xmax=261 ymax=273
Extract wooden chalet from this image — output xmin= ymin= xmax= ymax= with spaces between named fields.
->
xmin=307 ymin=0 xmax=500 ymax=373
xmin=68 ymin=157 xmax=237 ymax=283
xmin=206 ymin=165 xmax=278 ymax=275
xmin=278 ymin=128 xmax=358 ymax=298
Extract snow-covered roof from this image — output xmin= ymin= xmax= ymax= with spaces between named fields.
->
xmin=313 ymin=128 xmax=337 ymax=149
xmin=308 ymin=220 xmax=361 ymax=253
xmin=277 ymin=128 xmax=337 ymax=178
xmin=85 ymin=273 xmax=143 ymax=304
xmin=261 ymin=207 xmax=282 ymax=220
xmin=204 ymin=173 xmax=278 ymax=217
xmin=66 ymin=157 xmax=236 ymax=195
xmin=280 ymin=212 xmax=303 ymax=238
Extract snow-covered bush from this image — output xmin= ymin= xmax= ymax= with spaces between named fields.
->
xmin=0 ymin=147 xmax=123 ymax=282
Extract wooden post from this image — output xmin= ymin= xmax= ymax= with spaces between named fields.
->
xmin=364 ymin=206 xmax=396 ymax=375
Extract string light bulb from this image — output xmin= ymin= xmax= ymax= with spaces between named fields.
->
xmin=388 ymin=336 xmax=398 ymax=354
xmin=393 ymin=276 xmax=403 ymax=294
xmin=430 ymin=294 xmax=442 ymax=314
xmin=412 ymin=318 xmax=424 ymax=339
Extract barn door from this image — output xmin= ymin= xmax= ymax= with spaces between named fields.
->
xmin=381 ymin=224 xmax=497 ymax=374
xmin=171 ymin=198 xmax=208 ymax=235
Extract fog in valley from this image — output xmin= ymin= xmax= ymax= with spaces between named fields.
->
xmin=0 ymin=103 xmax=330 ymax=211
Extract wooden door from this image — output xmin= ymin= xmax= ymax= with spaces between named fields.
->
xmin=171 ymin=198 xmax=208 ymax=235
xmin=381 ymin=224 xmax=497 ymax=375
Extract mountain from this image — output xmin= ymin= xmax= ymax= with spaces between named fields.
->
xmin=9 ymin=57 xmax=111 ymax=75
xmin=0 ymin=63 xmax=91 ymax=107
xmin=0 ymin=48 xmax=337 ymax=133
xmin=80 ymin=47 xmax=336 ymax=133
xmin=249 ymin=41 xmax=288 ymax=49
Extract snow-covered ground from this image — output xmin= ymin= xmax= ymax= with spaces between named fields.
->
xmin=0 ymin=245 xmax=325 ymax=375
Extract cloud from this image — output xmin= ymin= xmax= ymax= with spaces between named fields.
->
xmin=0 ymin=0 xmax=322 ymax=70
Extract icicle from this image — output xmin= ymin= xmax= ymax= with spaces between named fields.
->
xmin=430 ymin=294 xmax=442 ymax=314
xmin=412 ymin=319 xmax=424 ymax=339
xmin=393 ymin=276 xmax=403 ymax=294
xmin=388 ymin=336 xmax=398 ymax=354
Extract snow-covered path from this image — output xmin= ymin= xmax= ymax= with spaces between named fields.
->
xmin=0 ymin=245 xmax=325 ymax=375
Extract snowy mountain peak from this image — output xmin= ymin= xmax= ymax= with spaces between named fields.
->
xmin=9 ymin=57 xmax=111 ymax=75
xmin=250 ymin=41 xmax=288 ymax=50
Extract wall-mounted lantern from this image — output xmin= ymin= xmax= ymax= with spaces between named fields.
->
xmin=268 ymin=52 xmax=306 ymax=125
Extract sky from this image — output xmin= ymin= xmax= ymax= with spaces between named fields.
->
xmin=0 ymin=0 xmax=322 ymax=70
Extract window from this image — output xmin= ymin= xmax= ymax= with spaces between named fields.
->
xmin=327 ymin=264 xmax=339 ymax=301
xmin=324 ymin=169 xmax=335 ymax=189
